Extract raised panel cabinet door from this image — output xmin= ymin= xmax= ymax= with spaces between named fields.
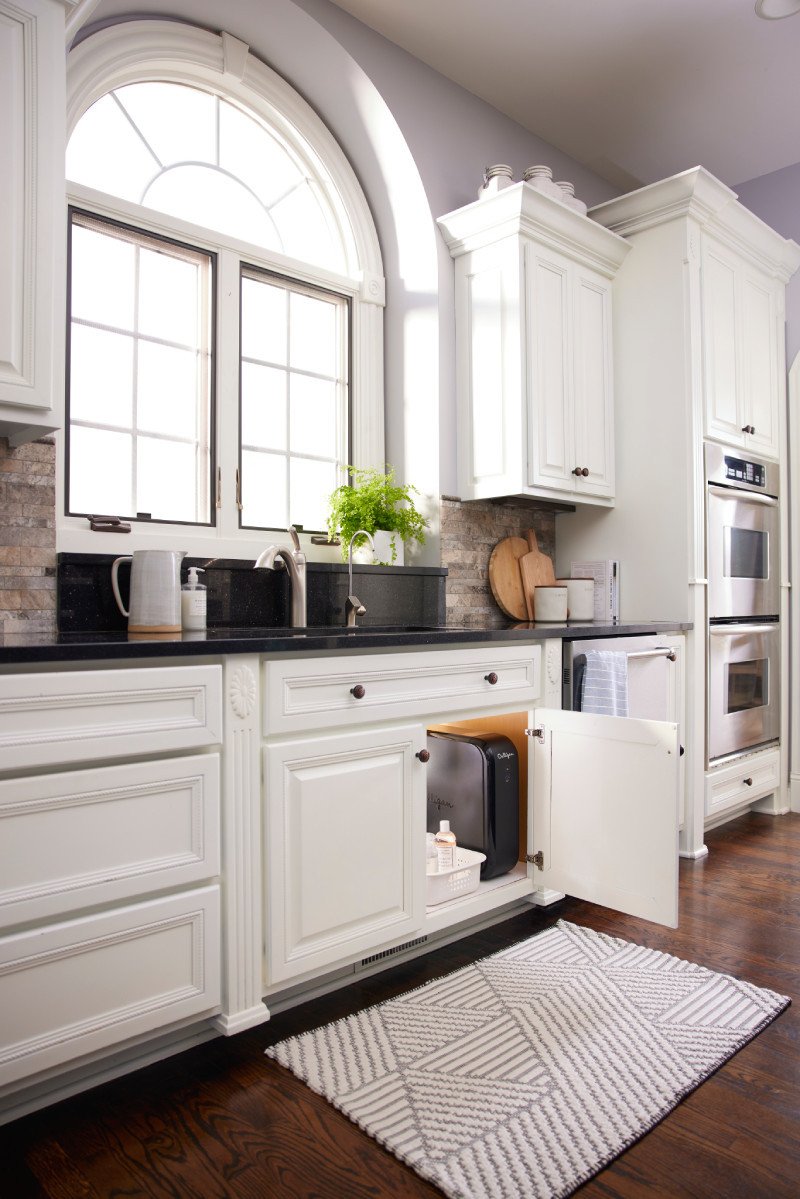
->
xmin=526 ymin=242 xmax=574 ymax=494
xmin=572 ymin=269 xmax=614 ymax=499
xmin=0 ymin=0 xmax=65 ymax=434
xmin=702 ymin=241 xmax=744 ymax=447
xmin=0 ymin=886 xmax=221 ymax=1087
xmin=529 ymin=708 xmax=680 ymax=927
xmin=741 ymin=272 xmax=779 ymax=460
xmin=264 ymin=723 xmax=426 ymax=985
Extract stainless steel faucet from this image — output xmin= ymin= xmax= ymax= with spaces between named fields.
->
xmin=346 ymin=529 xmax=374 ymax=627
xmin=254 ymin=526 xmax=307 ymax=627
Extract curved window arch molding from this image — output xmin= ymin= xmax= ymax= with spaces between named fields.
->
xmin=61 ymin=20 xmax=386 ymax=559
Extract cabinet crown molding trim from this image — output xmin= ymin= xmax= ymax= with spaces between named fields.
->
xmin=438 ymin=183 xmax=631 ymax=279
xmin=590 ymin=166 xmax=800 ymax=281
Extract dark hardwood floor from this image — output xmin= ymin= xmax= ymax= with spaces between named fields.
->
xmin=2 ymin=810 xmax=798 ymax=1198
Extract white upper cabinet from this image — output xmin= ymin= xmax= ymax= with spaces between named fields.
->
xmin=702 ymin=236 xmax=781 ymax=458
xmin=0 ymin=0 xmax=66 ymax=445
xmin=438 ymin=184 xmax=629 ymax=506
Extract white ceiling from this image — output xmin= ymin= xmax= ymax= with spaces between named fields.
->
xmin=327 ymin=0 xmax=800 ymax=191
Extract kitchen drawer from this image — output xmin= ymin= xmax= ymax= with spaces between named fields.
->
xmin=0 ymin=755 xmax=220 ymax=929
xmin=0 ymin=665 xmax=222 ymax=771
xmin=705 ymin=748 xmax=780 ymax=819
xmin=264 ymin=644 xmax=540 ymax=735
xmin=0 ymin=886 xmax=220 ymax=1088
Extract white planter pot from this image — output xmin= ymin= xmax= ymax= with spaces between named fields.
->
xmin=352 ymin=530 xmax=404 ymax=565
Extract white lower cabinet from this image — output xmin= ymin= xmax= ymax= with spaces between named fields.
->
xmin=0 ymin=663 xmax=223 ymax=1111
xmin=0 ymin=888 xmax=220 ymax=1088
xmin=262 ymin=646 xmax=682 ymax=992
xmin=264 ymin=724 xmax=426 ymax=984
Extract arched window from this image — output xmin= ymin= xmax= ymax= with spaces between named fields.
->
xmin=62 ymin=22 xmax=385 ymax=556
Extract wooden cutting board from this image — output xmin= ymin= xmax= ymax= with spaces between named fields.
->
xmin=488 ymin=536 xmax=529 ymax=619
xmin=519 ymin=529 xmax=556 ymax=614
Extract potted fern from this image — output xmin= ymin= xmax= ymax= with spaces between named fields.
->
xmin=327 ymin=466 xmax=428 ymax=564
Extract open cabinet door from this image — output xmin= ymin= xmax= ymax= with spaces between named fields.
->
xmin=530 ymin=709 xmax=679 ymax=927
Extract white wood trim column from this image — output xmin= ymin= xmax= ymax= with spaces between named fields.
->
xmin=215 ymin=656 xmax=269 ymax=1032
xmin=788 ymin=353 xmax=800 ymax=812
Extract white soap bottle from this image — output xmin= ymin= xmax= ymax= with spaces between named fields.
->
xmin=181 ymin=566 xmax=207 ymax=631
xmin=434 ymin=820 xmax=457 ymax=872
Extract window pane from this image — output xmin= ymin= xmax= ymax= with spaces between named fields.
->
xmin=290 ymin=458 xmax=336 ymax=532
xmin=70 ymin=326 xmax=133 ymax=427
xmin=69 ymin=426 xmax=132 ymax=515
xmin=241 ymin=277 xmax=287 ymax=365
xmin=271 ymin=181 xmax=345 ymax=273
xmin=137 ymin=342 xmax=199 ymax=439
xmin=241 ymin=450 xmax=287 ymax=529
xmin=289 ymin=375 xmax=337 ymax=457
xmin=66 ymin=93 xmax=159 ymax=202
xmin=68 ymin=213 xmax=213 ymax=525
xmin=289 ymin=292 xmax=337 ymax=376
xmin=138 ymin=248 xmax=204 ymax=346
xmin=115 ymin=82 xmax=216 ymax=169
xmin=145 ymin=166 xmax=278 ymax=250
xmin=241 ymin=363 xmax=287 ymax=451
xmin=137 ymin=437 xmax=200 ymax=522
xmin=71 ymin=224 xmax=136 ymax=329
xmin=219 ymin=101 xmax=302 ymax=208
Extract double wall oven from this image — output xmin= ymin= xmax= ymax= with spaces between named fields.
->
xmin=705 ymin=443 xmax=780 ymax=764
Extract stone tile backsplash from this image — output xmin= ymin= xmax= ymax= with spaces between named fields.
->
xmin=0 ymin=447 xmax=557 ymax=633
xmin=0 ymin=436 xmax=57 ymax=635
xmin=440 ymin=496 xmax=556 ymax=627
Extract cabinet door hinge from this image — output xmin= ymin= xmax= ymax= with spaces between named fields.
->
xmin=527 ymin=851 xmax=545 ymax=870
xmin=525 ymin=726 xmax=545 ymax=742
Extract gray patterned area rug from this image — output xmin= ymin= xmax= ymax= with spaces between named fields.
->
xmin=266 ymin=920 xmax=789 ymax=1199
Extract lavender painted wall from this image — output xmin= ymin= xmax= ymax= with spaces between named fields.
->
xmin=736 ymin=162 xmax=800 ymax=369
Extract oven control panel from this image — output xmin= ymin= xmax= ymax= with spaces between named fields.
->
xmin=705 ymin=442 xmax=778 ymax=498
xmin=723 ymin=454 xmax=766 ymax=489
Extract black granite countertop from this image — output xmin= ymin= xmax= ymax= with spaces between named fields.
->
xmin=0 ymin=621 xmax=692 ymax=664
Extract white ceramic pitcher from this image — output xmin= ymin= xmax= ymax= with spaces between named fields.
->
xmin=111 ymin=550 xmax=186 ymax=633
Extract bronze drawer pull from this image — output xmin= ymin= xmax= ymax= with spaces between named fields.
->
xmin=484 ymin=672 xmax=498 ymax=685
xmin=743 ymin=777 xmax=753 ymax=786
xmin=350 ymin=684 xmax=366 ymax=699
xmin=416 ymin=749 xmax=430 ymax=763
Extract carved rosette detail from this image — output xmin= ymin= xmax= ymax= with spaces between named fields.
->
xmin=546 ymin=644 xmax=560 ymax=688
xmin=229 ymin=665 xmax=256 ymax=718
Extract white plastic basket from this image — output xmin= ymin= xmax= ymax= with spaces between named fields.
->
xmin=426 ymin=847 xmax=486 ymax=906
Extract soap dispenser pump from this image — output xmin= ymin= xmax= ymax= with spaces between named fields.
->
xmin=181 ymin=566 xmax=207 ymax=631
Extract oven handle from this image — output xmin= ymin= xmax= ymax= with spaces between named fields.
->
xmin=708 ymin=623 xmax=779 ymax=636
xmin=707 ymin=484 xmax=778 ymax=506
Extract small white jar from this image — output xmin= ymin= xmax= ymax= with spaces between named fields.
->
xmin=522 ymin=164 xmax=563 ymax=201
xmin=555 ymin=181 xmax=588 ymax=215
xmin=478 ymin=164 xmax=514 ymax=199
xmin=533 ymin=584 xmax=568 ymax=623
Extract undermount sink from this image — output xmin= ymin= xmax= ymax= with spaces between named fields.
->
xmin=270 ymin=624 xmax=443 ymax=637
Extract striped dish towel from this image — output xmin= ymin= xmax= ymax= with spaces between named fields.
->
xmin=575 ymin=649 xmax=629 ymax=716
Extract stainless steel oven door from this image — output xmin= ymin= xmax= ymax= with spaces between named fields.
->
xmin=707 ymin=623 xmax=780 ymax=763
xmin=706 ymin=485 xmax=779 ymax=618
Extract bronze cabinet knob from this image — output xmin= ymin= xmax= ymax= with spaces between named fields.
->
xmin=350 ymin=684 xmax=366 ymax=699
xmin=572 ymin=466 xmax=582 ymax=476
xmin=416 ymin=748 xmax=430 ymax=763
xmin=743 ymin=776 xmax=753 ymax=786
xmin=581 ymin=467 xmax=589 ymax=477
xmin=484 ymin=672 xmax=498 ymax=685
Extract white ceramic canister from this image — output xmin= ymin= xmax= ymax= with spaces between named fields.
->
xmin=555 ymin=181 xmax=588 ymax=215
xmin=533 ymin=584 xmax=568 ymax=623
xmin=522 ymin=164 xmax=563 ymax=201
xmin=557 ymin=577 xmax=595 ymax=621
xmin=478 ymin=164 xmax=514 ymax=200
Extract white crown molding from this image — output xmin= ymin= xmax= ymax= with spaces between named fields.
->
xmin=590 ymin=166 xmax=800 ymax=282
xmin=438 ymin=182 xmax=630 ymax=279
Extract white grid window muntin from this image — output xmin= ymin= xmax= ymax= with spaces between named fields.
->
xmin=67 ymin=210 xmax=213 ymax=524
xmin=66 ymin=81 xmax=351 ymax=276
xmin=61 ymin=23 xmax=385 ymax=560
xmin=239 ymin=267 xmax=349 ymax=533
